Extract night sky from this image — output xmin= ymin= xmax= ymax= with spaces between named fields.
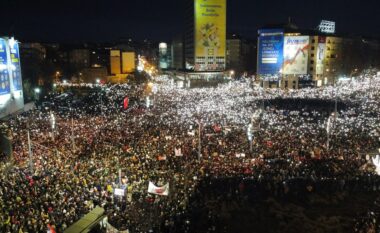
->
xmin=1 ymin=0 xmax=380 ymax=42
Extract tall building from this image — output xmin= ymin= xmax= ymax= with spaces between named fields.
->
xmin=226 ymin=34 xmax=257 ymax=73
xmin=185 ymin=0 xmax=226 ymax=72
xmin=171 ymin=35 xmax=184 ymax=70
xmin=69 ymin=49 xmax=90 ymax=70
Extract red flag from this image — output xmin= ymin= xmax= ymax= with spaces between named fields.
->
xmin=123 ymin=97 xmax=129 ymax=109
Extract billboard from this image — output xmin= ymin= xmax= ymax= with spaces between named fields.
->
xmin=316 ymin=36 xmax=326 ymax=75
xmin=195 ymin=0 xmax=226 ymax=71
xmin=0 ymin=39 xmax=11 ymax=95
xmin=0 ymin=37 xmax=24 ymax=119
xmin=9 ymin=39 xmax=22 ymax=91
xmin=283 ymin=36 xmax=310 ymax=75
xmin=257 ymin=29 xmax=284 ymax=75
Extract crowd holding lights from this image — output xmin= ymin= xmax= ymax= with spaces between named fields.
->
xmin=0 ymin=70 xmax=380 ymax=232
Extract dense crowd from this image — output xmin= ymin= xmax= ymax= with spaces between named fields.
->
xmin=0 ymin=73 xmax=380 ymax=233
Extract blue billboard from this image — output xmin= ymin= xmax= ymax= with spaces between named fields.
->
xmin=0 ymin=39 xmax=11 ymax=95
xmin=257 ymin=29 xmax=284 ymax=75
xmin=9 ymin=40 xmax=22 ymax=91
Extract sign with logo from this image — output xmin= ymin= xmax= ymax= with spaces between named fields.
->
xmin=8 ymin=39 xmax=22 ymax=91
xmin=195 ymin=0 xmax=226 ymax=71
xmin=283 ymin=36 xmax=310 ymax=75
xmin=0 ymin=39 xmax=10 ymax=95
xmin=257 ymin=29 xmax=284 ymax=75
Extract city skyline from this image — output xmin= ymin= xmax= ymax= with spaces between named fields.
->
xmin=0 ymin=0 xmax=379 ymax=42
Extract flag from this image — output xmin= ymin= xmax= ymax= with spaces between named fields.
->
xmin=213 ymin=124 xmax=222 ymax=133
xmin=187 ymin=131 xmax=195 ymax=136
xmin=47 ymin=224 xmax=56 ymax=233
xmin=157 ymin=155 xmax=166 ymax=161
xmin=148 ymin=182 xmax=169 ymax=196
xmin=123 ymin=97 xmax=129 ymax=110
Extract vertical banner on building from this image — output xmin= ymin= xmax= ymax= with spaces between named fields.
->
xmin=257 ymin=29 xmax=284 ymax=75
xmin=316 ymin=36 xmax=326 ymax=75
xmin=0 ymin=39 xmax=11 ymax=95
xmin=8 ymin=39 xmax=23 ymax=91
xmin=195 ymin=0 xmax=226 ymax=71
xmin=283 ymin=36 xmax=310 ymax=75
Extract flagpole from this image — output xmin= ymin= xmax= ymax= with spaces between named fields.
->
xmin=27 ymin=127 xmax=33 ymax=174
xmin=70 ymin=108 xmax=75 ymax=151
xmin=198 ymin=121 xmax=201 ymax=161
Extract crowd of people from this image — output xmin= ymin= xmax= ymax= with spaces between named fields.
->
xmin=0 ymin=73 xmax=380 ymax=233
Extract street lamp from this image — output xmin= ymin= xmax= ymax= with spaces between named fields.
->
xmin=247 ymin=123 xmax=253 ymax=153
xmin=96 ymin=78 xmax=101 ymax=84
xmin=50 ymin=112 xmax=56 ymax=141
xmin=34 ymin=88 xmax=41 ymax=101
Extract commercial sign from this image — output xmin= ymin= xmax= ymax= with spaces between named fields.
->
xmin=0 ymin=39 xmax=11 ymax=95
xmin=283 ymin=36 xmax=310 ymax=75
xmin=0 ymin=37 xmax=24 ymax=119
xmin=9 ymin=39 xmax=23 ymax=91
xmin=316 ymin=36 xmax=326 ymax=75
xmin=195 ymin=0 xmax=226 ymax=71
xmin=257 ymin=29 xmax=284 ymax=75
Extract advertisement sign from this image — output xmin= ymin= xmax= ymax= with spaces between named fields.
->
xmin=195 ymin=0 xmax=226 ymax=71
xmin=257 ymin=29 xmax=284 ymax=75
xmin=316 ymin=36 xmax=326 ymax=75
xmin=9 ymin=39 xmax=23 ymax=91
xmin=0 ymin=39 xmax=11 ymax=95
xmin=283 ymin=36 xmax=310 ymax=75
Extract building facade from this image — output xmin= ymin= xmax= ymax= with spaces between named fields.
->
xmin=257 ymin=23 xmax=380 ymax=88
xmin=185 ymin=0 xmax=226 ymax=72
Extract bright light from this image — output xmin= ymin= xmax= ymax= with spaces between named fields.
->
xmin=230 ymin=70 xmax=235 ymax=76
xmin=34 ymin=88 xmax=41 ymax=94
xmin=8 ymin=37 xmax=16 ymax=48
xmin=63 ymin=80 xmax=68 ymax=84
xmin=53 ymin=84 xmax=57 ymax=88
xmin=96 ymin=79 xmax=100 ymax=84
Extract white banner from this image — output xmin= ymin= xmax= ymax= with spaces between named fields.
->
xmin=174 ymin=147 xmax=183 ymax=157
xmin=148 ymin=182 xmax=169 ymax=196
xmin=107 ymin=223 xmax=129 ymax=233
xmin=316 ymin=36 xmax=326 ymax=75
xmin=283 ymin=36 xmax=310 ymax=75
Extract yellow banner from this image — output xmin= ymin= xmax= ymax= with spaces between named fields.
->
xmin=195 ymin=0 xmax=226 ymax=62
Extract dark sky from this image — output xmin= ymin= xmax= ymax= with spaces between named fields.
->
xmin=1 ymin=0 xmax=380 ymax=42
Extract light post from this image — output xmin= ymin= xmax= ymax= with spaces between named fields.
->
xmin=70 ymin=108 xmax=75 ymax=151
xmin=26 ymin=122 xmax=33 ymax=173
xmin=326 ymin=113 xmax=334 ymax=150
xmin=34 ymin=87 xmax=41 ymax=101
xmin=247 ymin=123 xmax=253 ymax=153
xmin=55 ymin=71 xmax=60 ymax=83
xmin=196 ymin=107 xmax=202 ymax=161
xmin=50 ymin=112 xmax=56 ymax=141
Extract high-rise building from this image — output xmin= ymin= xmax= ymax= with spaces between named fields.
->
xmin=185 ymin=0 xmax=226 ymax=72
xmin=171 ymin=35 xmax=184 ymax=70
